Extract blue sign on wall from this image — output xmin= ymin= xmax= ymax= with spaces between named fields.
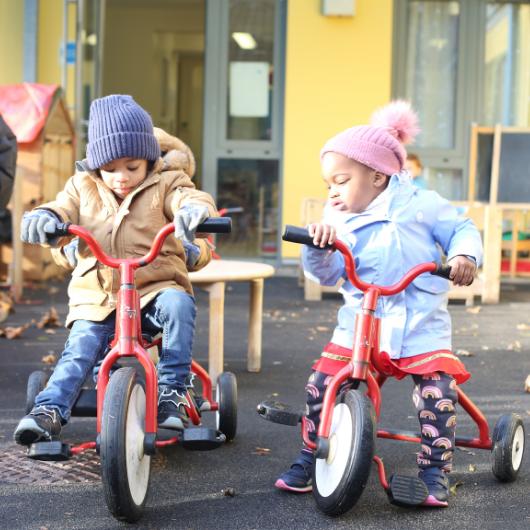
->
xmin=66 ymin=42 xmax=76 ymax=64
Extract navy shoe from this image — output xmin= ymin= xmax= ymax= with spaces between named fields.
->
xmin=418 ymin=467 xmax=449 ymax=507
xmin=14 ymin=406 xmax=63 ymax=446
xmin=157 ymin=387 xmax=190 ymax=430
xmin=275 ymin=449 xmax=314 ymax=493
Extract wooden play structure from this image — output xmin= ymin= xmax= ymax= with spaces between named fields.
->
xmin=0 ymin=83 xmax=74 ymax=300
xmin=468 ymin=124 xmax=530 ymax=280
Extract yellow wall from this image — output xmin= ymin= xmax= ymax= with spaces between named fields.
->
xmin=0 ymin=0 xmax=24 ymax=84
xmin=282 ymin=0 xmax=394 ymax=258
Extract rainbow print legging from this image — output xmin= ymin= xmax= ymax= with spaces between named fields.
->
xmin=304 ymin=370 xmax=457 ymax=471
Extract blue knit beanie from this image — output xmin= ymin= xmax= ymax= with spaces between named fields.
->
xmin=86 ymin=95 xmax=160 ymax=170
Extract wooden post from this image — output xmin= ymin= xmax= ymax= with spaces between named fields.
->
xmin=468 ymin=124 xmax=478 ymax=201
xmin=205 ymin=281 xmax=225 ymax=384
xmin=481 ymin=204 xmax=503 ymax=304
xmin=489 ymin=124 xmax=502 ymax=205
xmin=248 ymin=278 xmax=264 ymax=372
xmin=9 ymin=167 xmax=24 ymax=301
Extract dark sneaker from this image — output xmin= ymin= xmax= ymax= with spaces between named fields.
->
xmin=275 ymin=449 xmax=314 ymax=493
xmin=157 ymin=387 xmax=190 ymax=430
xmin=419 ymin=467 xmax=449 ymax=507
xmin=14 ymin=406 xmax=62 ymax=446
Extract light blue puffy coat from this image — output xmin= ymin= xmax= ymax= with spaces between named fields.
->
xmin=302 ymin=173 xmax=483 ymax=360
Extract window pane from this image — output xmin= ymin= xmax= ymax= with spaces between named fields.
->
xmin=226 ymin=0 xmax=275 ymax=141
xmin=216 ymin=159 xmax=279 ymax=258
xmin=405 ymin=1 xmax=460 ymax=148
xmin=424 ymin=167 xmax=463 ymax=199
xmin=483 ymin=2 xmax=530 ymax=126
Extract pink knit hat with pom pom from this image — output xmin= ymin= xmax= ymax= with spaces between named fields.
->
xmin=320 ymin=100 xmax=420 ymax=175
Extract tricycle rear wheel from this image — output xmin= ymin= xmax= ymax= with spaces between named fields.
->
xmin=491 ymin=413 xmax=525 ymax=482
xmin=100 ymin=367 xmax=151 ymax=522
xmin=215 ymin=372 xmax=237 ymax=441
xmin=313 ymin=389 xmax=376 ymax=516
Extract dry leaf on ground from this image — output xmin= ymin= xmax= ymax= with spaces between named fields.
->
xmin=37 ymin=307 xmax=61 ymax=329
xmin=516 ymin=323 xmax=530 ymax=331
xmin=507 ymin=340 xmax=522 ymax=352
xmin=221 ymin=487 xmax=236 ymax=497
xmin=455 ymin=349 xmax=474 ymax=357
xmin=466 ymin=306 xmax=481 ymax=314
xmin=41 ymin=354 xmax=57 ymax=364
xmin=316 ymin=326 xmax=330 ymax=332
xmin=524 ymin=375 xmax=530 ymax=393
xmin=468 ymin=464 xmax=477 ymax=472
xmin=449 ymin=480 xmax=463 ymax=496
xmin=0 ymin=323 xmax=31 ymax=339
xmin=252 ymin=447 xmax=271 ymax=456
xmin=0 ymin=292 xmax=14 ymax=323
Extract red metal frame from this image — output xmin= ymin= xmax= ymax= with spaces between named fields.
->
xmin=65 ymin=223 xmax=220 ymax=454
xmin=305 ymin=239 xmax=493 ymax=464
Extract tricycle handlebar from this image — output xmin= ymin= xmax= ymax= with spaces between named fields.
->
xmin=48 ymin=218 xmax=231 ymax=269
xmin=282 ymin=224 xmax=452 ymax=295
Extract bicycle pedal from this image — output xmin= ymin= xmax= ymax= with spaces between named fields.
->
xmin=181 ymin=427 xmax=225 ymax=451
xmin=387 ymin=474 xmax=428 ymax=507
xmin=28 ymin=441 xmax=71 ymax=461
xmin=256 ymin=400 xmax=302 ymax=426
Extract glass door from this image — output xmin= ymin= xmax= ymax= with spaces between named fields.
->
xmin=203 ymin=0 xmax=286 ymax=261
xmin=66 ymin=0 xmax=104 ymax=159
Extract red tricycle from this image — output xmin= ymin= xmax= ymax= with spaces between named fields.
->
xmin=24 ymin=218 xmax=237 ymax=523
xmin=258 ymin=225 xmax=525 ymax=515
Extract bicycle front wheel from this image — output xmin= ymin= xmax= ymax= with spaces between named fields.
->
xmin=313 ymin=389 xmax=376 ymax=516
xmin=100 ymin=367 xmax=151 ymax=523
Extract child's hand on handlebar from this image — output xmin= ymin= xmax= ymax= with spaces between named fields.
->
xmin=307 ymin=223 xmax=337 ymax=249
xmin=447 ymin=255 xmax=476 ymax=286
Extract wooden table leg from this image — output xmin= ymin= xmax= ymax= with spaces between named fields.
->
xmin=248 ymin=278 xmax=264 ymax=372
xmin=205 ymin=281 xmax=225 ymax=384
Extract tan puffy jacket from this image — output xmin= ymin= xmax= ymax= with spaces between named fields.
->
xmin=39 ymin=130 xmax=217 ymax=327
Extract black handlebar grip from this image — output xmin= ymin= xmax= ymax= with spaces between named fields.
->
xmin=431 ymin=263 xmax=452 ymax=280
xmin=282 ymin=225 xmax=333 ymax=250
xmin=45 ymin=222 xmax=71 ymax=238
xmin=196 ymin=217 xmax=232 ymax=234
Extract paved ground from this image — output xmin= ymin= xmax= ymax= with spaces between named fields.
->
xmin=0 ymin=276 xmax=529 ymax=530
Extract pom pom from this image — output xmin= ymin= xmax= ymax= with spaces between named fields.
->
xmin=370 ymin=100 xmax=420 ymax=145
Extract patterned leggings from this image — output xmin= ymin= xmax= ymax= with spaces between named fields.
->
xmin=304 ymin=370 xmax=458 ymax=471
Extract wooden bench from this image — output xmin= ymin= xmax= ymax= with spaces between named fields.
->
xmin=189 ymin=259 xmax=275 ymax=383
xmin=300 ymin=198 xmax=502 ymax=305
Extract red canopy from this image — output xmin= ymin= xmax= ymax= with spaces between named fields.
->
xmin=0 ymin=83 xmax=60 ymax=144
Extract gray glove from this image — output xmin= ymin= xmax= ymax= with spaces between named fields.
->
xmin=182 ymin=240 xmax=201 ymax=268
xmin=173 ymin=204 xmax=209 ymax=244
xmin=63 ymin=237 xmax=79 ymax=268
xmin=21 ymin=210 xmax=61 ymax=245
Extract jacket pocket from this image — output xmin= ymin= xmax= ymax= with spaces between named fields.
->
xmin=68 ymin=257 xmax=108 ymax=306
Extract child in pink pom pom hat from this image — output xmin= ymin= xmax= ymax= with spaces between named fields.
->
xmin=275 ymin=101 xmax=483 ymax=507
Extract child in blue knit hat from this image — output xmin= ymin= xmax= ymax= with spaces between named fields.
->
xmin=14 ymin=94 xmax=217 ymax=445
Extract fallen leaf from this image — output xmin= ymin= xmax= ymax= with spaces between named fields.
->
xmin=449 ymin=480 xmax=463 ymax=496
xmin=0 ymin=292 xmax=14 ymax=323
xmin=481 ymin=345 xmax=489 ymax=351
xmin=468 ymin=464 xmax=477 ymax=472
xmin=0 ymin=323 xmax=31 ymax=339
xmin=525 ymin=375 xmax=530 ymax=393
xmin=41 ymin=354 xmax=56 ymax=364
xmin=44 ymin=329 xmax=56 ymax=335
xmin=252 ymin=447 xmax=271 ymax=456
xmin=48 ymin=286 xmax=60 ymax=295
xmin=37 ymin=307 xmax=61 ymax=329
xmin=507 ymin=340 xmax=522 ymax=352
xmin=516 ymin=323 xmax=530 ymax=331
xmin=466 ymin=306 xmax=482 ymax=314
xmin=455 ymin=349 xmax=474 ymax=357
xmin=316 ymin=326 xmax=330 ymax=332
xmin=221 ymin=487 xmax=236 ymax=497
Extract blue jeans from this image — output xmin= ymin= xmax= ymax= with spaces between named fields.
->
xmin=35 ymin=289 xmax=196 ymax=421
